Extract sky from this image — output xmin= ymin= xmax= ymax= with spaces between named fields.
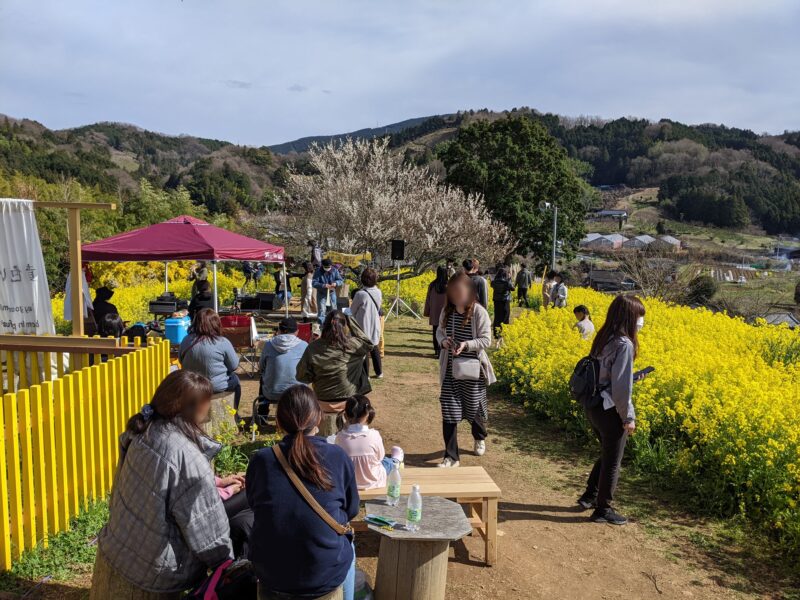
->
xmin=1 ymin=0 xmax=799 ymax=146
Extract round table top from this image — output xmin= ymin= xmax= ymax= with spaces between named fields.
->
xmin=364 ymin=496 xmax=472 ymax=542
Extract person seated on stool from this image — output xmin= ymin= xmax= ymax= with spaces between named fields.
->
xmin=258 ymin=318 xmax=309 ymax=419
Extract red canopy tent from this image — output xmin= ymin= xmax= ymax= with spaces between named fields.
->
xmin=82 ymin=215 xmax=286 ymax=313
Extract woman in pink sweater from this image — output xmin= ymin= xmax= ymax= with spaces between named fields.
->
xmin=335 ymin=396 xmax=397 ymax=490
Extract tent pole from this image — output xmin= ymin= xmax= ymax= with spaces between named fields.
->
xmin=282 ymin=262 xmax=289 ymax=317
xmin=164 ymin=261 xmax=169 ymax=293
xmin=212 ymin=261 xmax=219 ymax=312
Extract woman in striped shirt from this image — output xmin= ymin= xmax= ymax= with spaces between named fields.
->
xmin=436 ymin=272 xmax=496 ymax=467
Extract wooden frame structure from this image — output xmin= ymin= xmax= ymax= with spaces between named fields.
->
xmin=32 ymin=201 xmax=116 ymax=337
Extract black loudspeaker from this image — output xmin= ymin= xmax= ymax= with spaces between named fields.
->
xmin=337 ymin=297 xmax=350 ymax=310
xmin=391 ymin=239 xmax=406 ymax=261
xmin=240 ymin=296 xmax=260 ymax=310
xmin=257 ymin=292 xmax=276 ymax=311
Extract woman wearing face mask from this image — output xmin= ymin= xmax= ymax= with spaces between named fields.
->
xmin=436 ymin=272 xmax=496 ymax=467
xmin=577 ymin=294 xmax=645 ymax=525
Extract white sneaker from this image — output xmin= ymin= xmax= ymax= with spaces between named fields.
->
xmin=438 ymin=457 xmax=460 ymax=468
xmin=474 ymin=440 xmax=486 ymax=456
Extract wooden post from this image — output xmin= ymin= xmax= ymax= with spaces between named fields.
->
xmin=67 ymin=208 xmax=83 ymax=336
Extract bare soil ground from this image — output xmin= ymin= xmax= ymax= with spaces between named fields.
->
xmin=347 ymin=318 xmax=795 ymax=600
xmin=19 ymin=316 xmax=797 ymax=599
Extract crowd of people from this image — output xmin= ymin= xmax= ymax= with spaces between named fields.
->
xmin=90 ymin=251 xmax=646 ymax=599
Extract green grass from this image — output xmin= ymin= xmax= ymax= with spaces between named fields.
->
xmin=0 ymin=501 xmax=108 ymax=593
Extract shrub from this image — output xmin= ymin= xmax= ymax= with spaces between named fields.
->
xmin=494 ymin=288 xmax=800 ymax=553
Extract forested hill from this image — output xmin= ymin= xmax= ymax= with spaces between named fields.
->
xmin=0 ymin=115 xmax=281 ymax=216
xmin=268 ymin=116 xmax=434 ymax=154
xmin=274 ymin=108 xmax=800 ymax=234
xmin=2 ymin=109 xmax=800 ymax=235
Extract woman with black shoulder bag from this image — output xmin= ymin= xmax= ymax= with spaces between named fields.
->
xmin=350 ymin=267 xmax=384 ymax=379
xmin=577 ymin=294 xmax=646 ymax=526
xmin=436 ymin=272 xmax=496 ymax=467
xmin=247 ymin=385 xmax=360 ymax=600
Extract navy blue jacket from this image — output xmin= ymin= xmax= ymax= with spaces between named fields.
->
xmin=246 ymin=436 xmax=359 ymax=597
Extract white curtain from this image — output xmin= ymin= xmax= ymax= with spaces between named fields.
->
xmin=0 ymin=199 xmax=55 ymax=335
xmin=0 ymin=199 xmax=57 ymax=385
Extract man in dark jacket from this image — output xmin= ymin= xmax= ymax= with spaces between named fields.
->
xmin=312 ymin=259 xmax=344 ymax=325
xmin=463 ymin=258 xmax=489 ymax=309
xmin=515 ymin=264 xmax=533 ymax=307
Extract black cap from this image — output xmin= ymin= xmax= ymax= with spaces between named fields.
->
xmin=321 ymin=258 xmax=333 ymax=268
xmin=278 ymin=317 xmax=298 ymax=333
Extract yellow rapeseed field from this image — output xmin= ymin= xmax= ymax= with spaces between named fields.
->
xmin=50 ymin=262 xmax=274 ymax=331
xmin=494 ymin=287 xmax=800 ymax=550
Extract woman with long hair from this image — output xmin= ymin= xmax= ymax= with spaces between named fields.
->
xmin=179 ymin=308 xmax=241 ymax=417
xmin=350 ymin=267 xmax=384 ymax=379
xmin=577 ymin=294 xmax=645 ymax=525
xmin=435 ymin=272 xmax=496 ymax=467
xmin=424 ymin=266 xmax=449 ymax=357
xmin=247 ymin=385 xmax=359 ymax=600
xmin=297 ymin=310 xmax=373 ymax=415
xmin=490 ymin=267 xmax=515 ymax=338
xmin=91 ymin=371 xmax=232 ymax=599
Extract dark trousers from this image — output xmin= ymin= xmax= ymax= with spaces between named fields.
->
xmin=364 ymin=346 xmax=382 ymax=377
xmin=584 ymin=405 xmax=628 ymax=509
xmin=518 ymin=287 xmax=529 ymax=307
xmin=223 ymin=491 xmax=254 ymax=558
xmin=226 ymin=373 xmax=242 ymax=411
xmin=493 ymin=300 xmax=511 ymax=337
xmin=432 ymin=326 xmax=440 ymax=357
xmin=443 ymin=418 xmax=487 ymax=462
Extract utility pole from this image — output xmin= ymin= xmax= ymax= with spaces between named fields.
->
xmin=551 ymin=204 xmax=558 ymax=272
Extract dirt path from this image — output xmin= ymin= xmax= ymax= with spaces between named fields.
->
xmin=354 ymin=318 xmax=773 ymax=600
xmin=21 ymin=316 xmax=788 ymax=599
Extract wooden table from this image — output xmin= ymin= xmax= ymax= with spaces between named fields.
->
xmin=366 ymin=497 xmax=472 ymax=600
xmin=359 ymin=466 xmax=501 ymax=566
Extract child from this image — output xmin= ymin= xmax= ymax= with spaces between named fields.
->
xmin=573 ymin=305 xmax=595 ymax=340
xmin=335 ymin=395 xmax=397 ymax=490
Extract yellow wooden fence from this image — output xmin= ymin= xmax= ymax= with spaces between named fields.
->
xmin=0 ymin=338 xmax=171 ymax=570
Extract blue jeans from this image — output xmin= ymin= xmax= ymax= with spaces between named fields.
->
xmin=317 ymin=291 xmax=337 ymax=325
xmin=342 ymin=541 xmax=356 ymax=600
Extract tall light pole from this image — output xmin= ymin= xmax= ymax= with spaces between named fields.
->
xmin=539 ymin=201 xmax=558 ymax=271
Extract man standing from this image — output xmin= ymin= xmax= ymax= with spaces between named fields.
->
xmin=312 ymin=258 xmax=344 ymax=325
xmin=515 ymin=263 xmax=533 ymax=308
xmin=308 ymin=240 xmax=323 ymax=268
xmin=463 ymin=258 xmax=489 ymax=309
xmin=242 ymin=261 xmax=253 ymax=292
xmin=188 ymin=261 xmax=208 ymax=299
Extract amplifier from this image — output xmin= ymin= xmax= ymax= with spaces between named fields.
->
xmin=337 ymin=296 xmax=350 ymax=310
xmin=149 ymin=294 xmax=178 ymax=315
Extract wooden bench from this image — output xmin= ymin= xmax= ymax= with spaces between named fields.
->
xmin=357 ymin=466 xmax=501 ymax=566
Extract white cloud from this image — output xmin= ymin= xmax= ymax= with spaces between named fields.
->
xmin=0 ymin=0 xmax=797 ymax=145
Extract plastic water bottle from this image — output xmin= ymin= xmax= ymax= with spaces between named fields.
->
xmin=406 ymin=484 xmax=422 ymax=531
xmin=386 ymin=462 xmax=401 ymax=506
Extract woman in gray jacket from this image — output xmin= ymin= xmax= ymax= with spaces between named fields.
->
xmin=91 ymin=370 xmax=232 ymax=599
xmin=577 ymin=294 xmax=645 ymax=526
xmin=436 ymin=272 xmax=496 ymax=467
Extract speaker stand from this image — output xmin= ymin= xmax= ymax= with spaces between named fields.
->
xmin=386 ymin=262 xmax=421 ymax=320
